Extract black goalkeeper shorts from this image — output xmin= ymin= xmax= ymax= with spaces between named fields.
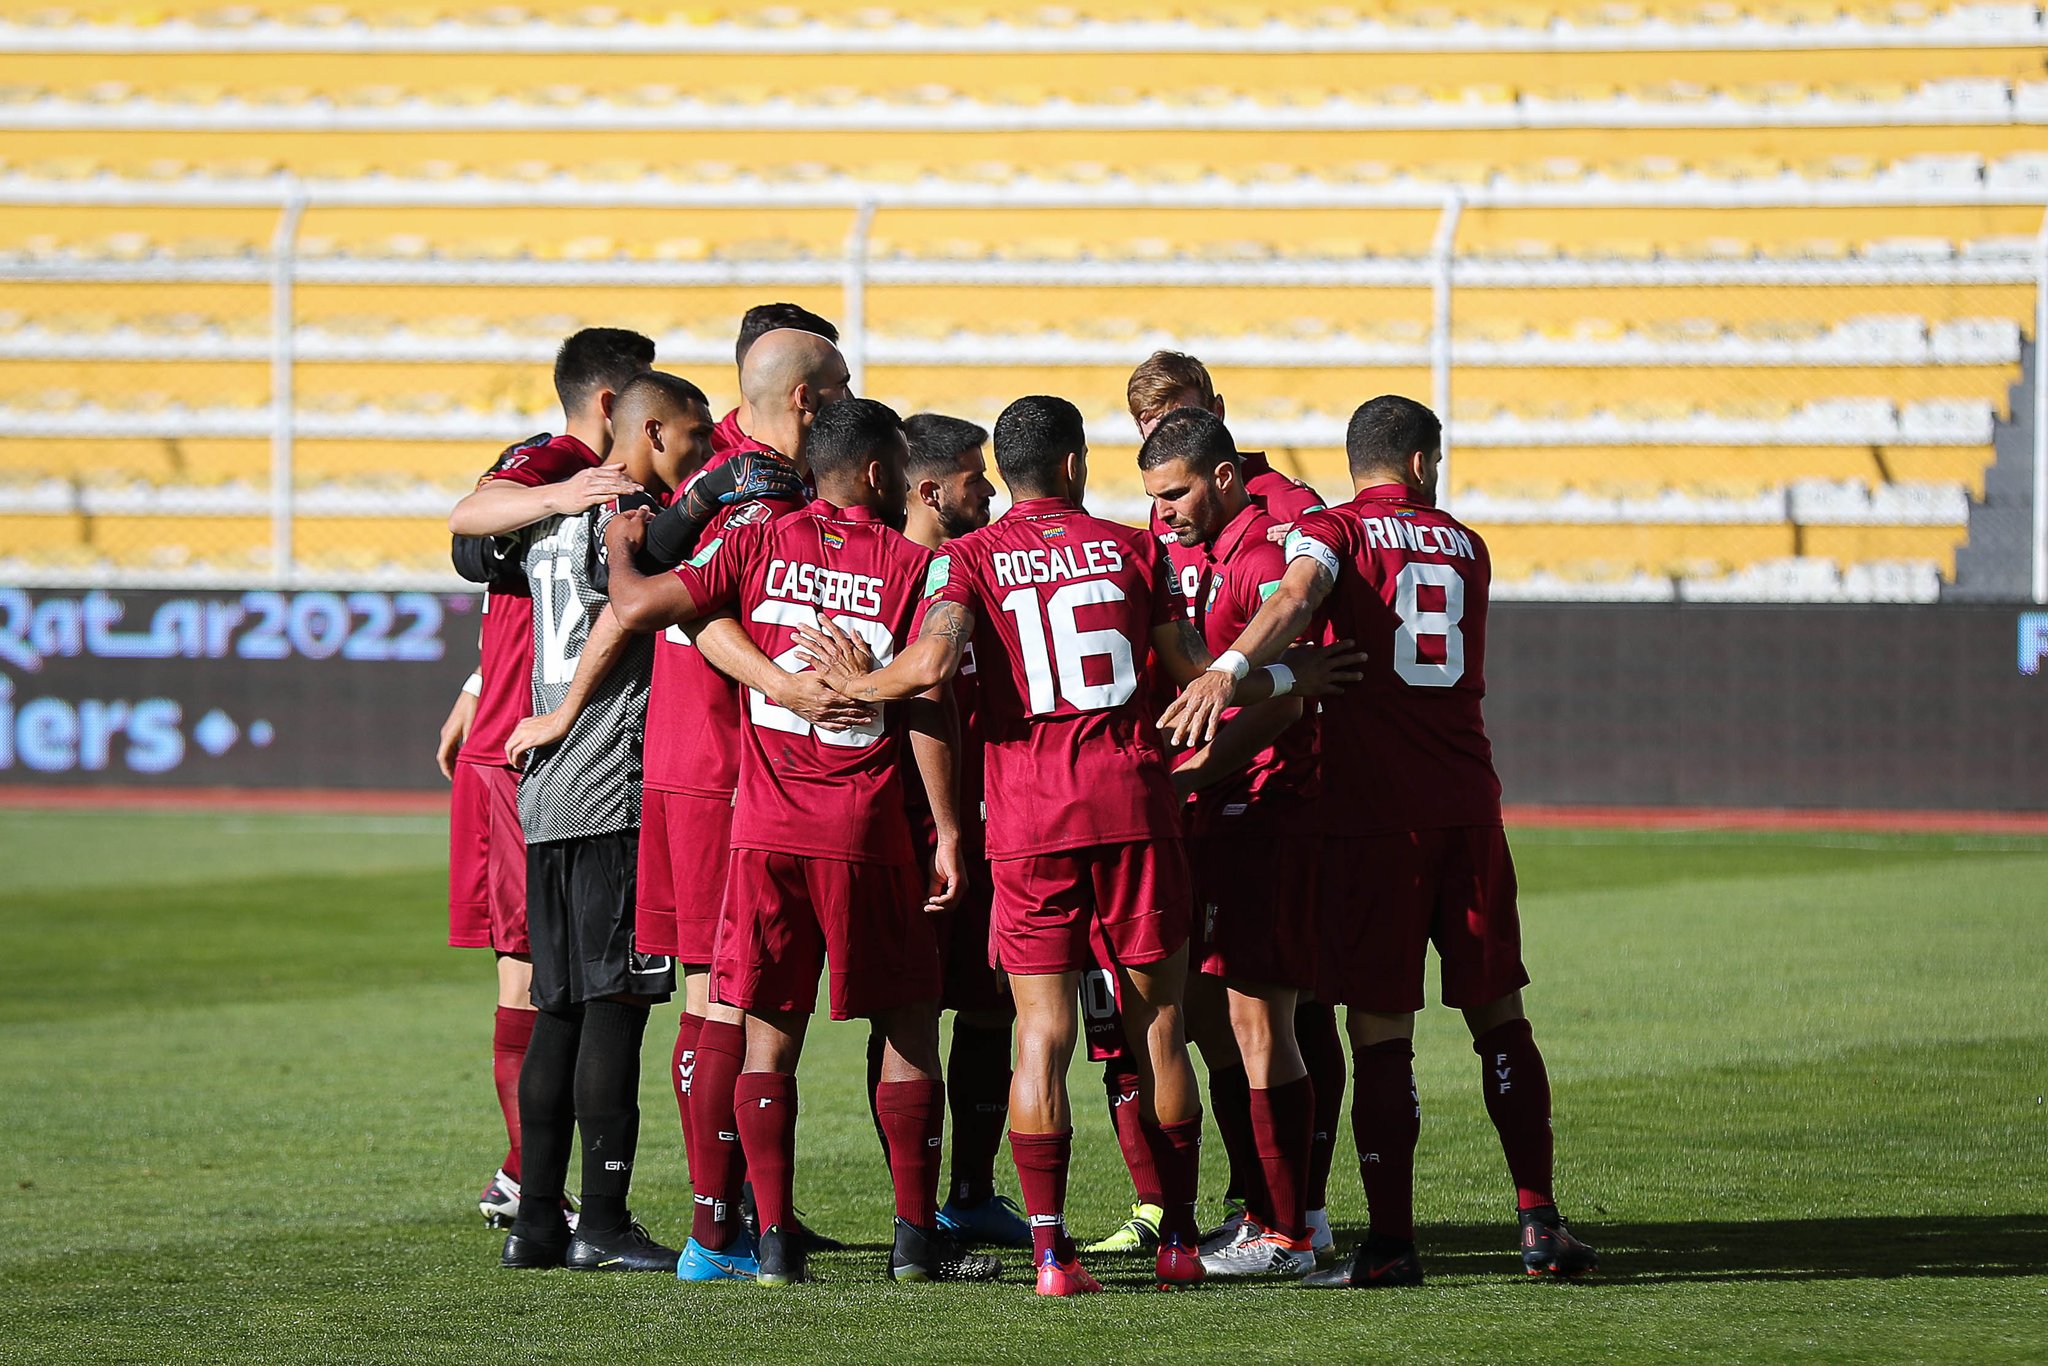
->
xmin=526 ymin=831 xmax=675 ymax=1010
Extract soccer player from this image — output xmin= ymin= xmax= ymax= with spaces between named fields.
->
xmin=437 ymin=327 xmax=654 ymax=1228
xmin=493 ymin=371 xmax=713 ymax=1274
xmin=607 ymin=398 xmax=1002 ymax=1288
xmin=628 ymin=328 xmax=862 ymax=1281
xmin=1160 ymin=394 xmax=1602 ymax=1287
xmin=709 ymin=302 xmax=843 ymax=462
xmin=1140 ymin=408 xmax=1323 ymax=1278
xmin=1124 ymin=348 xmax=1347 ymax=1259
xmin=793 ymin=395 xmax=1361 ymax=1296
xmin=885 ymin=412 xmax=1029 ymax=1247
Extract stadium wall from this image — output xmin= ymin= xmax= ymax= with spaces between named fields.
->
xmin=0 ymin=586 xmax=2043 ymax=812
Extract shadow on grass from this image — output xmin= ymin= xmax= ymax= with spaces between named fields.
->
xmin=1321 ymin=1214 xmax=2048 ymax=1284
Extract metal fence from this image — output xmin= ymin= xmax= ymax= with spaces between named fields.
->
xmin=1 ymin=178 xmax=2043 ymax=601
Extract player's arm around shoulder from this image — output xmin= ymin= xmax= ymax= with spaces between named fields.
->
xmin=795 ymin=546 xmax=975 ymax=703
xmin=604 ymin=505 xmax=718 ymax=634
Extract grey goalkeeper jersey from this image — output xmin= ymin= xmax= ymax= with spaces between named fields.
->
xmin=516 ymin=496 xmax=656 ymax=844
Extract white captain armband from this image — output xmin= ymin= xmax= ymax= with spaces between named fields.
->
xmin=1208 ymin=649 xmax=1251 ymax=681
xmin=1283 ymin=529 xmax=1341 ymax=581
xmin=461 ymin=671 xmax=483 ymax=697
xmin=1264 ymin=663 xmax=1295 ymax=698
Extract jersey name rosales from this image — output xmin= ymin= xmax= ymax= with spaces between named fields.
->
xmin=988 ymin=540 xmax=1126 ymax=588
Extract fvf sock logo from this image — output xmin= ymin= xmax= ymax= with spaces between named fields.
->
xmin=1493 ymin=1051 xmax=1512 ymax=1095
xmin=677 ymin=1049 xmax=696 ymax=1096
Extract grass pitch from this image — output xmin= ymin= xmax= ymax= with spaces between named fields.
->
xmin=0 ymin=808 xmax=2043 ymax=1364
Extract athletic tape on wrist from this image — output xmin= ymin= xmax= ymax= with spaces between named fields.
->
xmin=461 ymin=672 xmax=483 ymax=697
xmin=1264 ymin=663 xmax=1295 ymax=698
xmin=1209 ymin=649 xmax=1251 ymax=681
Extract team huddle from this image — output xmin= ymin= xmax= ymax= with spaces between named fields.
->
xmin=435 ymin=307 xmax=1599 ymax=1293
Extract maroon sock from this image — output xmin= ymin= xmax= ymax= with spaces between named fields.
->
xmin=1207 ymin=1062 xmax=1262 ymax=1214
xmin=671 ymin=1011 xmax=705 ymax=1182
xmin=688 ymin=1018 xmax=748 ymax=1249
xmin=1146 ymin=1116 xmax=1204 ymax=1246
xmin=1474 ymin=1018 xmax=1555 ymax=1211
xmin=875 ymin=1078 xmax=944 ymax=1227
xmin=946 ymin=1021 xmax=1012 ymax=1205
xmin=734 ymin=1072 xmax=798 ymax=1235
xmin=492 ymin=1006 xmax=536 ymax=1182
xmin=1103 ymin=1062 xmax=1164 ymax=1204
xmin=1353 ymin=1039 xmax=1420 ymax=1241
xmin=1249 ymin=1077 xmax=1314 ymax=1241
xmin=1296 ymin=1002 xmax=1345 ymax=1210
xmin=1009 ymin=1129 xmax=1075 ymax=1262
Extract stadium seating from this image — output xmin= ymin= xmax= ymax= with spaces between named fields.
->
xmin=0 ymin=0 xmax=2039 ymax=594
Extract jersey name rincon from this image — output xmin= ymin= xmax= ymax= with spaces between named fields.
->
xmin=1357 ymin=516 xmax=1476 ymax=560
xmin=989 ymin=540 xmax=1126 ymax=588
xmin=764 ymin=557 xmax=883 ymax=617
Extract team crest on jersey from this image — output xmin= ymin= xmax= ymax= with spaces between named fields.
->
xmin=1039 ymin=524 xmax=1067 ymax=539
xmin=727 ymin=501 xmax=772 ymax=529
xmin=822 ymin=527 xmax=846 ymax=551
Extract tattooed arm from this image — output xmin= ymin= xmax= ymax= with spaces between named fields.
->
xmin=792 ymin=600 xmax=977 ymax=703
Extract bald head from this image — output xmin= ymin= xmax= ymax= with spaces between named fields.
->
xmin=740 ymin=329 xmax=850 ymax=413
xmin=736 ymin=328 xmax=852 ymax=467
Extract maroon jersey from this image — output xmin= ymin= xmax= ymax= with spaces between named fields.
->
xmin=1284 ymin=483 xmax=1500 ymax=835
xmin=1188 ymin=502 xmax=1318 ymax=835
xmin=670 ymin=498 xmax=933 ymax=864
xmin=457 ymin=432 xmax=600 ymax=767
xmin=1151 ymin=451 xmax=1324 ymax=617
xmin=924 ymin=496 xmax=1182 ymax=860
xmin=642 ymin=493 xmax=806 ymax=797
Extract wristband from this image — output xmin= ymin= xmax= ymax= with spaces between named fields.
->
xmin=461 ymin=671 xmax=483 ymax=697
xmin=1264 ymin=662 xmax=1295 ymax=698
xmin=1208 ymin=649 xmax=1251 ymax=681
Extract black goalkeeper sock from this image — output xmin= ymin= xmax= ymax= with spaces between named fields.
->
xmin=511 ymin=1004 xmax=584 ymax=1242
xmin=574 ymin=999 xmax=649 ymax=1237
xmin=866 ymin=1022 xmax=891 ymax=1164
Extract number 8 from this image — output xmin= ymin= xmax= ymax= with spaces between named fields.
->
xmin=1392 ymin=562 xmax=1465 ymax=688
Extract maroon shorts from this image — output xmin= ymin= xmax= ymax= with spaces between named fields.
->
xmin=1191 ymin=829 xmax=1320 ymax=990
xmin=990 ymin=838 xmax=1191 ymax=976
xmin=1319 ymin=826 xmax=1529 ymax=1013
xmin=933 ymin=851 xmax=1009 ymax=1015
xmin=1080 ymin=917 xmax=1128 ymax=1064
xmin=635 ymin=786 xmax=732 ymax=963
xmin=713 ymin=848 xmax=941 ymax=1021
xmin=448 ymin=759 xmax=527 ymax=953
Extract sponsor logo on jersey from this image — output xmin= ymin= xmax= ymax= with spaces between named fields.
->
xmin=1258 ymin=579 xmax=1283 ymax=601
xmin=686 ymin=536 xmax=723 ymax=568
xmin=728 ymin=501 xmax=772 ymax=529
xmin=923 ymin=555 xmax=952 ymax=597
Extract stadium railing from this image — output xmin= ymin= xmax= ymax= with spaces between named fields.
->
xmin=0 ymin=175 xmax=2041 ymax=602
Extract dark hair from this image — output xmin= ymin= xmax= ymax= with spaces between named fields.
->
xmin=902 ymin=413 xmax=988 ymax=481
xmin=613 ymin=369 xmax=709 ymax=420
xmin=735 ymin=303 xmax=840 ymax=367
xmin=553 ymin=327 xmax=656 ymax=411
xmin=805 ymin=397 xmax=903 ymax=482
xmin=1346 ymin=394 xmax=1442 ymax=479
xmin=1126 ymin=350 xmax=1215 ymax=420
xmin=992 ymin=395 xmax=1087 ymax=496
xmin=1137 ymin=405 xmax=1238 ymax=473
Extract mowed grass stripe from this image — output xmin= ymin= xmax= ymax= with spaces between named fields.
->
xmin=1 ymin=812 xmax=2043 ymax=1363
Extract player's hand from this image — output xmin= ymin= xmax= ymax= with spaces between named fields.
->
xmin=1284 ymin=639 xmax=1368 ymax=697
xmin=605 ymin=505 xmax=653 ymax=564
xmin=436 ymin=688 xmax=477 ymax=780
xmin=925 ymin=836 xmax=962 ymax=914
xmin=792 ymin=616 xmax=878 ymax=693
xmin=545 ymin=463 xmax=640 ymax=515
xmin=1159 ymin=669 xmax=1237 ymax=750
xmin=1266 ymin=522 xmax=1294 ymax=543
xmin=682 ymin=452 xmax=805 ymax=523
xmin=772 ymin=670 xmax=878 ymax=732
xmin=505 ymin=709 xmax=572 ymax=768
